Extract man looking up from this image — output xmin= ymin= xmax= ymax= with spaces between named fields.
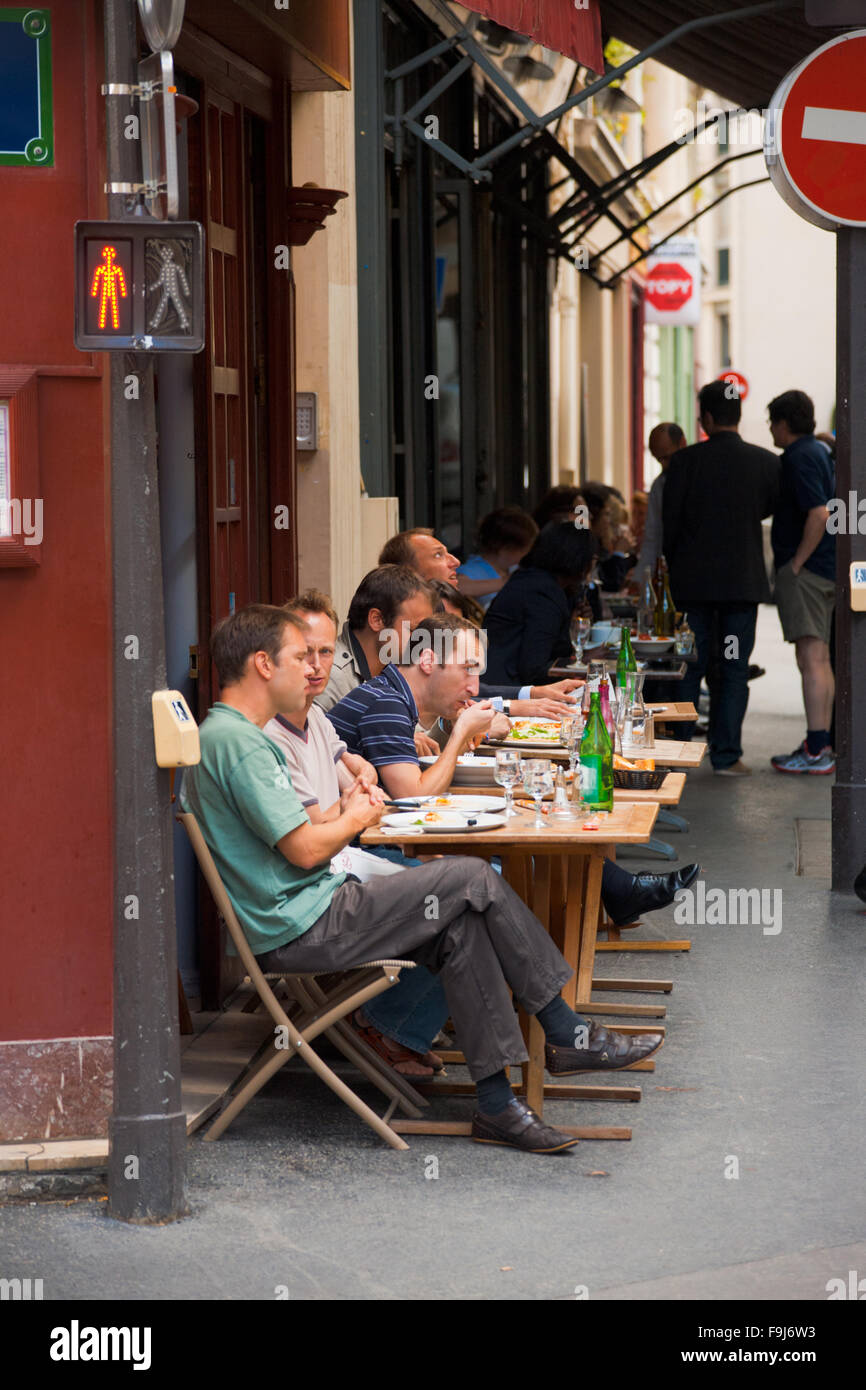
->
xmin=378 ymin=531 xmax=582 ymax=717
xmin=767 ymin=390 xmax=836 ymax=774
xmin=663 ymin=381 xmax=780 ymax=776
xmin=182 ymin=603 xmax=663 ymax=1154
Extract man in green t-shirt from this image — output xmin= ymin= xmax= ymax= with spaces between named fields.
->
xmin=182 ymin=603 xmax=663 ymax=1155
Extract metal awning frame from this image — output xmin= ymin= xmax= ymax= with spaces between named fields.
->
xmin=384 ymin=0 xmax=799 ymax=183
xmin=383 ymin=0 xmax=800 ymax=285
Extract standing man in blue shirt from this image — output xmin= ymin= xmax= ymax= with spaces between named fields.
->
xmin=768 ymin=391 xmax=837 ymax=774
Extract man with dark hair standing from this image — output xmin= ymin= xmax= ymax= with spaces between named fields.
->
xmin=767 ymin=390 xmax=836 ymax=774
xmin=663 ymin=381 xmax=780 ymax=775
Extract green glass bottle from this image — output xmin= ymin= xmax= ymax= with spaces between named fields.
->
xmin=616 ymin=625 xmax=637 ymax=685
xmin=654 ymin=555 xmax=677 ymax=638
xmin=579 ymin=691 xmax=614 ymax=813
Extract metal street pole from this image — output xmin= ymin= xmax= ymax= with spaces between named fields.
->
xmin=832 ymin=228 xmax=866 ymax=890
xmin=105 ymin=0 xmax=187 ymax=1221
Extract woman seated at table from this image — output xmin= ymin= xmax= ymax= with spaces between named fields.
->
xmin=583 ymin=481 xmax=635 ymax=594
xmin=483 ymin=522 xmax=595 ymax=688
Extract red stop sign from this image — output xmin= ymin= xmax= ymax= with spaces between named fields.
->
xmin=645 ymin=261 xmax=693 ymax=313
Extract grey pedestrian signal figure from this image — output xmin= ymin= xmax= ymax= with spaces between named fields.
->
xmin=149 ymin=244 xmax=191 ymax=332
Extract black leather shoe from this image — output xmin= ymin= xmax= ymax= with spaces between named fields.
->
xmin=471 ymin=1097 xmax=579 ymax=1153
xmin=607 ymin=863 xmax=700 ymax=927
xmin=545 ymin=1023 xmax=663 ymax=1074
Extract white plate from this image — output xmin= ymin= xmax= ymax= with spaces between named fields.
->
xmin=419 ymin=754 xmax=497 ymax=767
xmin=419 ymin=795 xmax=506 ymax=812
xmin=381 ymin=811 xmax=506 ymax=833
xmin=419 ymin=753 xmax=499 ymax=786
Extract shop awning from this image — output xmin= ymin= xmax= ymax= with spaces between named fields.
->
xmin=461 ymin=1 xmax=605 ymax=75
xmin=598 ymin=1 xmax=827 ymax=110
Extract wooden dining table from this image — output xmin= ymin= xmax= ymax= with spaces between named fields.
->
xmin=483 ymin=737 xmax=706 ymax=770
xmin=362 ymin=800 xmax=662 ymax=1142
xmin=447 ymin=770 xmax=687 ymax=808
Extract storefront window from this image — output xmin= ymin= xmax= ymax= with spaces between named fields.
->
xmin=434 ymin=191 xmax=462 ymax=552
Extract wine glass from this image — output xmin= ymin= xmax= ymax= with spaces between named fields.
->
xmin=524 ymin=758 xmax=554 ymax=829
xmin=570 ymin=616 xmax=591 ymax=667
xmin=494 ymin=749 xmax=521 ymax=818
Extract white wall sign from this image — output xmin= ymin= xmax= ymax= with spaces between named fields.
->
xmin=644 ymin=237 xmax=702 ymax=327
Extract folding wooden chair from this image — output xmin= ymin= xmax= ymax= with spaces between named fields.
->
xmin=178 ymin=812 xmax=427 ymax=1151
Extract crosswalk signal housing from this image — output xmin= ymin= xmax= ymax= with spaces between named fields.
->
xmin=74 ymin=219 xmax=205 ymax=351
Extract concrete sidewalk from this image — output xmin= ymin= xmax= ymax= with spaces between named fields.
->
xmin=1 ymin=607 xmax=863 ymax=1301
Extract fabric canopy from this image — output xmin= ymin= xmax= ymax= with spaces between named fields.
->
xmin=598 ymin=1 xmax=829 ymax=110
xmin=463 ymin=1 xmax=606 ymax=76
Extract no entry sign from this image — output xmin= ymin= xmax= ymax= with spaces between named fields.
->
xmin=718 ymin=370 xmax=749 ymax=401
xmin=765 ymin=29 xmax=866 ymax=230
xmin=645 ymin=238 xmax=701 ymax=326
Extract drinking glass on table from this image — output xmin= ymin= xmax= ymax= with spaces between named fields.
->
xmin=570 ymin=616 xmax=591 ymax=666
xmin=524 ymin=758 xmax=555 ymax=830
xmin=559 ymin=714 xmax=584 ymax=809
xmin=494 ymin=749 xmax=522 ymax=819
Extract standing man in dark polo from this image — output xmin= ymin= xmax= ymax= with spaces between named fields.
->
xmin=663 ymin=380 xmax=780 ymax=776
xmin=767 ymin=390 xmax=837 ymax=774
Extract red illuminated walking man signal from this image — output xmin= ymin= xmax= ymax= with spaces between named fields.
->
xmin=90 ymin=244 xmax=128 ymax=330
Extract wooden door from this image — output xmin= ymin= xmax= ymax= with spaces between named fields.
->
xmin=185 ymin=69 xmax=298 ymax=1008
xmin=205 ymin=91 xmax=252 ymax=623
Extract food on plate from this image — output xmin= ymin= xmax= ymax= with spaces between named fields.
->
xmin=506 ymin=719 xmax=561 ymax=742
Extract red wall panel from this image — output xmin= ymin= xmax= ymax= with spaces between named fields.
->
xmin=0 ymin=1 xmax=113 ymax=1042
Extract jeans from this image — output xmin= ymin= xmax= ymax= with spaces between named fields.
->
xmin=679 ymin=603 xmax=758 ymax=769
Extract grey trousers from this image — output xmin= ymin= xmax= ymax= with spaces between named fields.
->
xmin=257 ymin=858 xmax=573 ymax=1081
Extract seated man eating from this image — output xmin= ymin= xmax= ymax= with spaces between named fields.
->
xmin=332 ymin=555 xmax=583 ymax=722
xmin=327 ymin=612 xmax=700 ymax=923
xmin=181 ymin=603 xmax=663 ymax=1154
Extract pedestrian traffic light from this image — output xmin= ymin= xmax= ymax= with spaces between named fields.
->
xmin=806 ymin=1 xmax=866 ymax=24
xmin=74 ymin=219 xmax=204 ymax=351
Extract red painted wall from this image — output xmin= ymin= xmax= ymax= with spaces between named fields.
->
xmin=0 ymin=1 xmax=113 ymax=1042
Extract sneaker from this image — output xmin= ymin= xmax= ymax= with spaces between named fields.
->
xmin=713 ymin=760 xmax=751 ymax=776
xmin=771 ymin=742 xmax=835 ymax=775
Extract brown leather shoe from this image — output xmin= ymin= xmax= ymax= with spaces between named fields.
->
xmin=545 ymin=1023 xmax=663 ymax=1074
xmin=471 ymin=1097 xmax=579 ymax=1153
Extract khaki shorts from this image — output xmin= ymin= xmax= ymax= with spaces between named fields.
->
xmin=774 ymin=561 xmax=835 ymax=644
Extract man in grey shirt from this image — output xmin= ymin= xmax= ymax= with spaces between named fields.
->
xmin=637 ymin=421 xmax=687 ymax=577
